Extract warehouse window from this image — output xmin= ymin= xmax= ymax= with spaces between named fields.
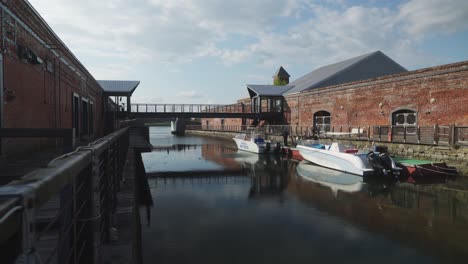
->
xmin=314 ymin=111 xmax=331 ymax=133
xmin=81 ymin=98 xmax=89 ymax=137
xmin=392 ymin=109 xmax=417 ymax=134
xmin=89 ymin=102 xmax=94 ymax=135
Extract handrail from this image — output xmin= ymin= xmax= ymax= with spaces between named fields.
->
xmin=0 ymin=127 xmax=130 ymax=263
xmin=130 ymin=103 xmax=246 ymax=113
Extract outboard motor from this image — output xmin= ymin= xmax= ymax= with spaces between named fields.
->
xmin=274 ymin=142 xmax=282 ymax=154
xmin=367 ymin=149 xmax=401 ymax=181
xmin=265 ymin=142 xmax=271 ymax=153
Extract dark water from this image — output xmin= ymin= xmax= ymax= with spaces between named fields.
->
xmin=141 ymin=127 xmax=468 ymax=264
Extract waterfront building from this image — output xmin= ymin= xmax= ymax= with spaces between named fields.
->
xmin=202 ymin=51 xmax=468 ymax=131
xmin=0 ymin=1 xmax=139 ymax=157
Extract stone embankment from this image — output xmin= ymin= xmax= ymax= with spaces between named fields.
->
xmin=186 ymin=130 xmax=468 ymax=175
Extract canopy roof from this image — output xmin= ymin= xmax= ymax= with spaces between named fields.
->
xmin=247 ymin=84 xmax=293 ymax=97
xmin=98 ymin=80 xmax=140 ymax=96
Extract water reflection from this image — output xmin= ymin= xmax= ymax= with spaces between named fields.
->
xmin=296 ymin=162 xmax=366 ymax=197
xmin=142 ymin=127 xmax=468 ymax=264
xmin=289 ymin=161 xmax=468 ymax=264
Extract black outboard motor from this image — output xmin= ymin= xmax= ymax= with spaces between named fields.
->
xmin=265 ymin=142 xmax=271 ymax=153
xmin=367 ymin=148 xmax=401 ymax=181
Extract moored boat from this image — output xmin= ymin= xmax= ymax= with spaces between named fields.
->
xmin=233 ymin=133 xmax=271 ymax=154
xmin=394 ymin=158 xmax=458 ymax=184
xmin=297 ymin=142 xmax=401 ymax=179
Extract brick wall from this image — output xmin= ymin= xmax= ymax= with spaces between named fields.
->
xmin=286 ymin=61 xmax=468 ymax=127
xmin=205 ymin=61 xmax=468 ymax=128
xmin=0 ymin=1 xmax=104 ymax=156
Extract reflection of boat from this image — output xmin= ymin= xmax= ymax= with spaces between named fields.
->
xmin=233 ymin=133 xmax=270 ymax=154
xmin=394 ymin=158 xmax=458 ymax=184
xmin=297 ymin=143 xmax=401 ymax=178
xmin=233 ymin=151 xmax=260 ymax=165
xmin=296 ymin=161 xmax=366 ymax=196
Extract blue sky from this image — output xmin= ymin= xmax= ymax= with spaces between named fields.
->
xmin=29 ymin=0 xmax=468 ymax=104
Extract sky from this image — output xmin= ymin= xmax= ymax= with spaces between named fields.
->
xmin=28 ymin=0 xmax=468 ymax=104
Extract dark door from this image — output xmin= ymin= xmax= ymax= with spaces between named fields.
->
xmin=81 ymin=99 xmax=89 ymax=137
xmin=72 ymin=94 xmax=80 ymax=138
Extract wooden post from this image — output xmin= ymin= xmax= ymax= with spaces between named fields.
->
xmin=403 ymin=126 xmax=407 ymax=143
xmin=417 ymin=125 xmax=420 ymax=144
xmin=450 ymin=124 xmax=456 ymax=146
xmin=390 ymin=125 xmax=393 ymax=143
xmin=378 ymin=126 xmax=381 ymax=141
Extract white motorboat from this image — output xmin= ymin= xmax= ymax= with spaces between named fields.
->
xmin=296 ymin=161 xmax=366 ymax=196
xmin=233 ymin=133 xmax=271 ymax=154
xmin=297 ymin=142 xmax=400 ymax=177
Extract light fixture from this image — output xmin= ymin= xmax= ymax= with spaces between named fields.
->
xmin=378 ymin=102 xmax=383 ymax=108
xmin=430 ymin=98 xmax=436 ymax=104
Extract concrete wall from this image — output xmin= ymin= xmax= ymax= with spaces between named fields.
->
xmin=0 ymin=1 xmax=104 ymax=156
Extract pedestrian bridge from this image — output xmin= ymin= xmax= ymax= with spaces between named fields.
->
xmin=116 ymin=103 xmax=283 ymax=119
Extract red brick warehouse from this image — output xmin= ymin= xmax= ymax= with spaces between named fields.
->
xmin=202 ymin=51 xmax=468 ymax=131
xmin=0 ymin=1 xmax=140 ymax=157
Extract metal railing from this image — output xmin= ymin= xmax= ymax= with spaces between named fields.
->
xmin=186 ymin=124 xmax=468 ymax=146
xmin=130 ymin=103 xmax=246 ymax=113
xmin=0 ymin=127 xmax=129 ymax=264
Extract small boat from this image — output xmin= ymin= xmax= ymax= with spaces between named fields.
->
xmin=296 ymin=161 xmax=366 ymax=196
xmin=394 ymin=158 xmax=458 ymax=184
xmin=297 ymin=143 xmax=401 ymax=178
xmin=233 ymin=133 xmax=271 ymax=154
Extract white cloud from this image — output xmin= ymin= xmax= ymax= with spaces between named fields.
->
xmin=399 ymin=0 xmax=468 ymax=35
xmin=27 ymin=0 xmax=468 ymax=91
xmin=131 ymin=95 xmax=165 ymax=104
xmin=177 ymin=90 xmax=204 ymax=99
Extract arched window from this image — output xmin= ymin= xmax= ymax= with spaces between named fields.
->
xmin=392 ymin=109 xmax=417 ymax=133
xmin=314 ymin=111 xmax=331 ymax=133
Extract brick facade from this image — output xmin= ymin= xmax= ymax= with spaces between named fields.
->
xmin=0 ymin=1 xmax=104 ymax=156
xmin=286 ymin=61 xmax=468 ymax=127
xmin=203 ymin=61 xmax=468 ymax=128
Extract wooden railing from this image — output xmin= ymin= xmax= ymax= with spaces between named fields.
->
xmin=186 ymin=124 xmax=468 ymax=146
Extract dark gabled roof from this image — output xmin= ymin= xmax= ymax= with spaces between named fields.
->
xmin=98 ymin=80 xmax=140 ymax=95
xmin=273 ymin=66 xmax=290 ymax=77
xmin=247 ymin=84 xmax=294 ymax=97
xmin=284 ymin=51 xmax=407 ymax=95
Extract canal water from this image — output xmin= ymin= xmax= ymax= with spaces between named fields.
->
xmin=141 ymin=126 xmax=468 ymax=264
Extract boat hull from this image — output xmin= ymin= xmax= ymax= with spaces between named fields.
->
xmin=399 ymin=162 xmax=458 ymax=184
xmin=296 ymin=145 xmax=373 ymax=176
xmin=233 ymin=138 xmax=269 ymax=154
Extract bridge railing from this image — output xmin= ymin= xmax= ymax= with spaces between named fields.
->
xmin=131 ymin=103 xmax=246 ymax=113
xmin=0 ymin=127 xmax=129 ymax=264
xmin=187 ymin=124 xmax=468 ymax=146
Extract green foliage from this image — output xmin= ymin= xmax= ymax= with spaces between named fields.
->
xmin=273 ymin=79 xmax=288 ymax=86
